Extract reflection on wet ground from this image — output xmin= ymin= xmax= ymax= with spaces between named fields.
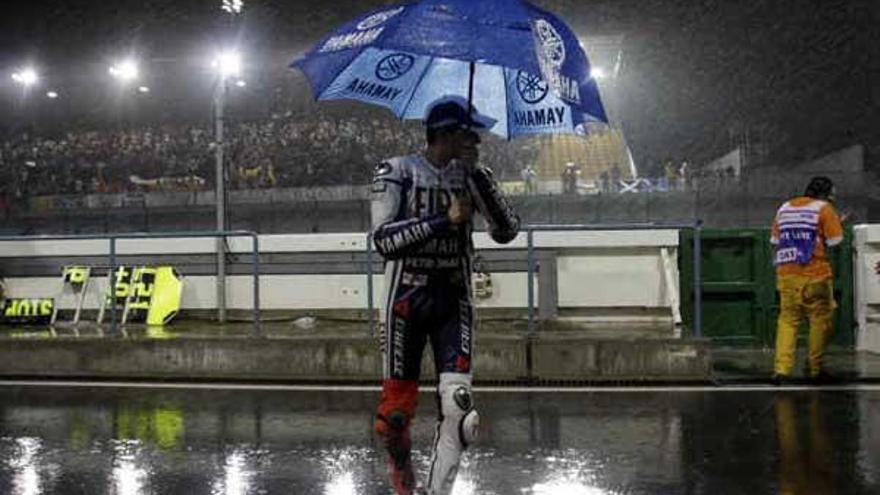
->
xmin=713 ymin=346 xmax=880 ymax=382
xmin=0 ymin=385 xmax=878 ymax=494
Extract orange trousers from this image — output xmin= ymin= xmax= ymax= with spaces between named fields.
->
xmin=774 ymin=276 xmax=835 ymax=377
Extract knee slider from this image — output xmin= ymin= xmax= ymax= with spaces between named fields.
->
xmin=439 ymin=374 xmax=479 ymax=447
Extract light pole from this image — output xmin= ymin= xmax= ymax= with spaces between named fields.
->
xmin=11 ymin=68 xmax=39 ymax=128
xmin=108 ymin=59 xmax=141 ymax=128
xmin=215 ymin=0 xmax=244 ymax=324
xmin=212 ymin=49 xmax=241 ymax=323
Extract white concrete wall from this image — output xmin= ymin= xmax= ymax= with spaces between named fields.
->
xmin=0 ymin=230 xmax=679 ymax=316
xmin=854 ymin=225 xmax=880 ymax=354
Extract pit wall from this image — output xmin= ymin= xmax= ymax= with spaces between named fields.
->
xmin=854 ymin=225 xmax=880 ymax=354
xmin=0 ymin=230 xmax=681 ymax=327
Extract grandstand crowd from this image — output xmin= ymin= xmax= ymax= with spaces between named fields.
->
xmin=0 ymin=108 xmax=534 ymax=203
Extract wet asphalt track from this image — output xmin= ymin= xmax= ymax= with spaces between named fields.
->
xmin=0 ymin=381 xmax=878 ymax=494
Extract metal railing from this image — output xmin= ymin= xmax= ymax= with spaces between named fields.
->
xmin=366 ymin=233 xmax=375 ymax=337
xmin=365 ymin=222 xmax=703 ymax=338
xmin=0 ymin=230 xmax=261 ymax=336
xmin=524 ymin=222 xmax=702 ymax=337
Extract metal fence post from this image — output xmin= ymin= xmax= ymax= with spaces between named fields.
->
xmin=251 ymin=233 xmax=261 ymax=337
xmin=366 ymin=233 xmax=375 ymax=337
xmin=693 ymin=220 xmax=703 ymax=338
xmin=527 ymin=229 xmax=535 ymax=336
xmin=109 ymin=237 xmax=117 ymax=335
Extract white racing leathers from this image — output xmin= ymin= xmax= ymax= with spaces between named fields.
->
xmin=428 ymin=373 xmax=480 ymax=494
xmin=371 ymin=154 xmax=519 ymax=495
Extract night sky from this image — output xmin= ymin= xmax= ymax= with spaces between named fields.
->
xmin=0 ymin=0 xmax=877 ymax=172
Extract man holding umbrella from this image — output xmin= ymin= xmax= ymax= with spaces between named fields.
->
xmin=293 ymin=2 xmax=609 ymax=492
xmin=371 ymin=99 xmax=520 ymax=494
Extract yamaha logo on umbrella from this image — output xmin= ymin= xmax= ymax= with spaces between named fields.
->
xmin=375 ymin=53 xmax=415 ymax=81
xmin=534 ymin=19 xmax=566 ymax=69
xmin=532 ymin=18 xmax=582 ymax=105
xmin=516 ymin=71 xmax=549 ymax=104
xmin=357 ymin=6 xmax=405 ymax=30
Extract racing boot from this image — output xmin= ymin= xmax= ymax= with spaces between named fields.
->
xmin=379 ymin=410 xmax=416 ymax=494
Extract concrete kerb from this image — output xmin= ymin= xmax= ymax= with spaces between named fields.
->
xmin=0 ymin=332 xmax=711 ymax=383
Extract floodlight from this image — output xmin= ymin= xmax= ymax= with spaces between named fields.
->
xmin=46 ymin=91 xmax=59 ymax=99
xmin=138 ymin=86 xmax=150 ymax=93
xmin=109 ymin=60 xmax=139 ymax=82
xmin=11 ymin=68 xmax=38 ymax=86
xmin=212 ymin=51 xmax=242 ymax=79
xmin=221 ymin=0 xmax=244 ymax=14
xmin=590 ymin=67 xmax=606 ymax=80
xmin=235 ymin=79 xmax=246 ymax=88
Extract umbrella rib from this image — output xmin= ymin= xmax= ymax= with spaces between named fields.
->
xmin=400 ymin=55 xmax=435 ymax=120
xmin=502 ymin=68 xmax=511 ymax=141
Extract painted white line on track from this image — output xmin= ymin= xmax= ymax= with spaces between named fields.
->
xmin=0 ymin=380 xmax=878 ymax=393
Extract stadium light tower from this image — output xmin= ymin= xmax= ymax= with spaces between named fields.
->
xmin=11 ymin=68 xmax=39 ymax=87
xmin=215 ymin=0 xmax=244 ymax=324
xmin=221 ymin=0 xmax=244 ymax=14
xmin=212 ymin=51 xmax=241 ymax=79
xmin=109 ymin=60 xmax=139 ymax=82
xmin=211 ymin=48 xmax=243 ymax=323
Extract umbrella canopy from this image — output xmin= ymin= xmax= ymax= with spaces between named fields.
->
xmin=291 ymin=0 xmax=608 ymax=140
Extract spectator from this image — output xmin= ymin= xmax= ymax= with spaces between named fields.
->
xmin=678 ymin=160 xmax=689 ymax=190
xmin=599 ymin=170 xmax=610 ymax=194
xmin=663 ymin=160 xmax=678 ymax=191
xmin=561 ymin=162 xmax=579 ymax=195
xmin=610 ymin=163 xmax=622 ymax=193
xmin=521 ymin=164 xmax=537 ymax=194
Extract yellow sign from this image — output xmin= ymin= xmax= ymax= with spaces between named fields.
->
xmin=62 ymin=266 xmax=90 ymax=286
xmin=2 ymin=298 xmax=54 ymax=324
xmin=128 ymin=267 xmax=158 ymax=312
xmin=104 ymin=265 xmax=183 ymax=325
xmin=147 ymin=267 xmax=183 ymax=326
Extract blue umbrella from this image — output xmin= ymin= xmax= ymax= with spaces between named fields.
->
xmin=291 ymin=0 xmax=608 ymax=140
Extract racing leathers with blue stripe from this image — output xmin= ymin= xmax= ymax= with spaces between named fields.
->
xmin=371 ymin=154 xmax=518 ymax=495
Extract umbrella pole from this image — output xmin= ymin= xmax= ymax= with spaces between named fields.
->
xmin=467 ymin=61 xmax=475 ymax=120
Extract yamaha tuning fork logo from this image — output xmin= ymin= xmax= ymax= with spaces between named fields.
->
xmin=342 ymin=52 xmax=415 ymax=102
xmin=375 ymin=53 xmax=415 ymax=81
xmin=531 ymin=18 xmax=582 ymax=105
xmin=533 ymin=19 xmax=566 ymax=72
xmin=516 ymin=71 xmax=549 ymax=104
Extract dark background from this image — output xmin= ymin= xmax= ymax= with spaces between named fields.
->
xmin=0 ymin=0 xmax=877 ymax=172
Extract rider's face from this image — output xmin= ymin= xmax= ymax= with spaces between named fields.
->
xmin=453 ymin=129 xmax=480 ymax=151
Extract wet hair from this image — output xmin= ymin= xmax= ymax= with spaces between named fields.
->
xmin=804 ymin=176 xmax=834 ymax=199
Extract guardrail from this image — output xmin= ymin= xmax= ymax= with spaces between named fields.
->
xmin=365 ymin=222 xmax=703 ymax=338
xmin=0 ymin=230 xmax=261 ymax=336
